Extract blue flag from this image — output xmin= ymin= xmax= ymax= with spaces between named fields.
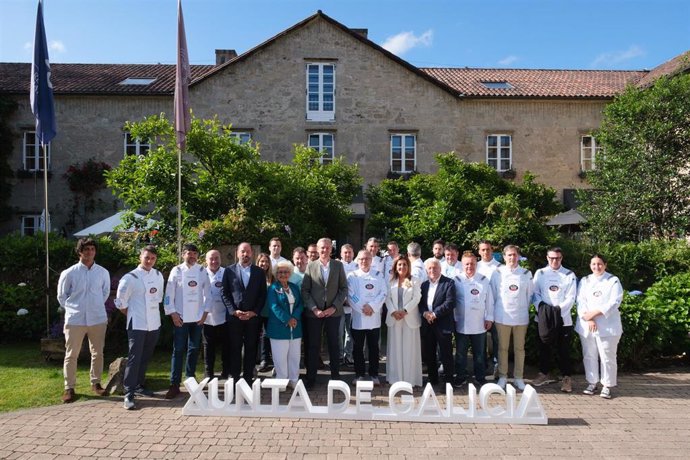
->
xmin=30 ymin=0 xmax=56 ymax=146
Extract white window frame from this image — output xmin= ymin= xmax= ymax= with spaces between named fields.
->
xmin=21 ymin=215 xmax=40 ymax=236
xmin=306 ymin=63 xmax=335 ymax=121
xmin=308 ymin=133 xmax=334 ymax=165
xmin=580 ymin=135 xmax=598 ymax=171
xmin=230 ymin=132 xmax=252 ymax=144
xmin=486 ymin=134 xmax=512 ymax=172
xmin=22 ymin=131 xmax=51 ymax=171
xmin=124 ymin=132 xmax=151 ymax=156
xmin=390 ymin=134 xmax=416 ymax=174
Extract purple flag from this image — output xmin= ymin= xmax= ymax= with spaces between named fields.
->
xmin=174 ymin=0 xmax=191 ymax=150
xmin=30 ymin=0 xmax=56 ymax=146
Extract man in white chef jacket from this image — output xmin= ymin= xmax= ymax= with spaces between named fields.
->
xmin=453 ymin=251 xmax=494 ymax=386
xmin=164 ymin=243 xmax=211 ymax=399
xmin=531 ymin=247 xmax=577 ymax=393
xmin=477 ymin=240 xmax=501 ymax=378
xmin=491 ymin=244 xmax=533 ymax=391
xmin=202 ymin=249 xmax=229 ymax=380
xmin=116 ymin=245 xmax=164 ymax=410
xmin=339 ymin=244 xmax=358 ymax=365
xmin=347 ymin=249 xmax=387 ymax=386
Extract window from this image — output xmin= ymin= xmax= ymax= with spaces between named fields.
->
xmin=230 ymin=132 xmax=252 ymax=144
xmin=308 ymin=133 xmax=334 ymax=164
xmin=390 ymin=134 xmax=416 ymax=173
xmin=124 ymin=132 xmax=151 ymax=156
xmin=581 ymin=135 xmax=598 ymax=171
xmin=118 ymin=77 xmax=157 ymax=86
xmin=22 ymin=131 xmax=51 ymax=171
xmin=21 ymin=215 xmax=41 ymax=236
xmin=486 ymin=134 xmax=512 ymax=171
xmin=481 ymin=81 xmax=513 ymax=89
xmin=306 ymin=63 xmax=335 ymax=121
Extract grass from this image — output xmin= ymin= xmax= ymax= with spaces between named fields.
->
xmin=0 ymin=341 xmax=173 ymax=413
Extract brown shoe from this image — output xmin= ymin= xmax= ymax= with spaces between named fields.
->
xmin=164 ymin=384 xmax=180 ymax=399
xmin=62 ymin=388 xmax=76 ymax=403
xmin=561 ymin=376 xmax=573 ymax=393
xmin=91 ymin=383 xmax=107 ymax=396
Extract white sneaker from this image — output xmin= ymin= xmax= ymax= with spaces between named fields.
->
xmin=583 ymin=383 xmax=597 ymax=395
xmin=496 ymin=377 xmax=507 ymax=389
xmin=600 ymin=386 xmax=612 ymax=399
xmin=514 ymin=378 xmax=526 ymax=391
xmin=123 ymin=394 xmax=135 ymax=410
xmin=351 ymin=376 xmax=365 ymax=385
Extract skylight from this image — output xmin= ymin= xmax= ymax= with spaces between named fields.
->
xmin=481 ymin=81 xmax=513 ymax=89
xmin=119 ymin=77 xmax=157 ymax=86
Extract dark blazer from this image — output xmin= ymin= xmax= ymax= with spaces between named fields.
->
xmin=222 ymin=263 xmax=267 ymax=315
xmin=418 ymin=275 xmax=456 ymax=334
xmin=301 ymin=258 xmax=348 ymax=318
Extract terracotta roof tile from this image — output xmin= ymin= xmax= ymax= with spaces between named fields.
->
xmin=636 ymin=50 xmax=690 ymax=88
xmin=0 ymin=63 xmax=214 ymax=95
xmin=420 ymin=67 xmax=647 ymax=98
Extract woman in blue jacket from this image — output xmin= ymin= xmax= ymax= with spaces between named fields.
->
xmin=266 ymin=260 xmax=304 ymax=387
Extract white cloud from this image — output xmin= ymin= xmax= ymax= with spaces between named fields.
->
xmin=49 ymin=40 xmax=66 ymax=54
xmin=382 ymin=29 xmax=433 ymax=56
xmin=590 ymin=45 xmax=645 ymax=68
xmin=498 ymin=55 xmax=519 ymax=66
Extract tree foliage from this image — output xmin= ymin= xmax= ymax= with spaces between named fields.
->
xmin=106 ymin=114 xmax=361 ymax=251
xmin=366 ymin=153 xmax=561 ymax=256
xmin=0 ymin=96 xmax=17 ymax=223
xmin=580 ymin=72 xmax=690 ymax=242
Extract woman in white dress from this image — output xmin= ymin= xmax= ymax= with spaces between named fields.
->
xmin=386 ymin=255 xmax=423 ymax=387
xmin=575 ymin=254 xmax=624 ymax=399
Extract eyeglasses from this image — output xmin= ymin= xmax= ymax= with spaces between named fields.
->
xmin=276 ymin=270 xmax=292 ymax=274
xmin=547 ymin=256 xmax=562 ymax=261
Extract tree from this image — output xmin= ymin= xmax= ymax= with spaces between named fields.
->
xmin=579 ymin=72 xmax=690 ymax=242
xmin=106 ymin=114 xmax=361 ymax=250
xmin=366 ymin=153 xmax=561 ymax=256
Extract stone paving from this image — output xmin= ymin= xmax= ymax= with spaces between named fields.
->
xmin=1 ymin=369 xmax=689 ymax=459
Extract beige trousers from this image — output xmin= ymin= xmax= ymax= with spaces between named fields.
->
xmin=495 ymin=323 xmax=528 ymax=379
xmin=63 ymin=322 xmax=108 ymax=389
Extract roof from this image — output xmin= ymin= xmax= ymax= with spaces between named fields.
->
xmin=546 ymin=209 xmax=587 ymax=226
xmin=420 ymin=68 xmax=646 ymax=99
xmin=636 ymin=50 xmax=690 ymax=88
xmin=0 ymin=63 xmax=214 ymax=95
xmin=73 ymin=211 xmax=156 ymax=237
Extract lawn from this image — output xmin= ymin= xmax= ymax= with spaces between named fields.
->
xmin=0 ymin=341 xmax=173 ymax=413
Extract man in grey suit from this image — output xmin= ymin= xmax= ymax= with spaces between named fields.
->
xmin=301 ymin=237 xmax=348 ymax=388
xmin=222 ymin=242 xmax=267 ymax=385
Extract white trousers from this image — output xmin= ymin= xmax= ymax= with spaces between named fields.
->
xmin=580 ymin=333 xmax=620 ymax=387
xmin=270 ymin=338 xmax=301 ymax=383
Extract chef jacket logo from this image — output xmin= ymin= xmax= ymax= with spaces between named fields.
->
xmin=215 ymin=281 xmax=223 ymax=288
xmin=470 ymin=288 xmax=480 ymax=295
xmin=365 ymin=283 xmax=374 ymax=290
xmin=593 ymin=290 xmax=602 ymax=297
xmin=188 ymin=280 xmax=198 ymax=287
xmin=508 ymin=284 xmax=519 ymax=291
xmin=149 ymin=287 xmax=158 ymax=294
xmin=549 ymin=285 xmax=559 ymax=292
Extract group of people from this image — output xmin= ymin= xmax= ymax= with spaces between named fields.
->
xmin=55 ymin=235 xmax=623 ymax=410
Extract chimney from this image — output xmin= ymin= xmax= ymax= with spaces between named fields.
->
xmin=215 ymin=49 xmax=238 ymax=65
xmin=351 ymin=28 xmax=368 ymax=39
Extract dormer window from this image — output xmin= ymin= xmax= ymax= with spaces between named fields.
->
xmin=118 ymin=77 xmax=157 ymax=86
xmin=481 ymin=81 xmax=513 ymax=89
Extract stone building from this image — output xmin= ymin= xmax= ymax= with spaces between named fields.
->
xmin=0 ymin=11 xmax=687 ymax=243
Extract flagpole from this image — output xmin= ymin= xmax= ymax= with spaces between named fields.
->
xmin=43 ymin=144 xmax=50 ymax=336
xmin=177 ymin=147 xmax=182 ymax=259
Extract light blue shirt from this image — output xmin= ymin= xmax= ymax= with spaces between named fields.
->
xmin=57 ymin=261 xmax=110 ymax=326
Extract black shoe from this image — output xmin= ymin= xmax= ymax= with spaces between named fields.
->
xmin=475 ymin=379 xmax=488 ymax=387
xmin=258 ymin=361 xmax=270 ymax=372
xmin=305 ymin=380 xmax=316 ymax=390
xmin=422 ymin=378 xmax=438 ymax=387
xmin=453 ymin=377 xmax=467 ymax=388
xmin=330 ymin=373 xmax=341 ymax=381
xmin=134 ymin=386 xmax=155 ymax=397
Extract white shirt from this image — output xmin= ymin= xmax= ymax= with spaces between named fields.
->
xmin=454 ymin=272 xmax=494 ymax=334
xmin=532 ymin=265 xmax=577 ymax=326
xmin=347 ymin=268 xmax=387 ymax=330
xmin=575 ymin=272 xmax=623 ymax=338
xmin=239 ymin=263 xmax=251 ymax=288
xmin=115 ymin=266 xmax=164 ymax=331
xmin=440 ymin=260 xmax=460 ymax=278
xmin=164 ymin=263 xmax=211 ymax=322
xmin=426 ymin=279 xmax=439 ymax=311
xmin=371 ymin=255 xmax=385 ymax=277
xmin=410 ymin=258 xmax=428 ymax=283
xmin=319 ymin=260 xmax=331 ymax=285
xmin=204 ymin=266 xmax=226 ymax=326
xmin=270 ymin=255 xmax=287 ymax=267
xmin=57 ymin=261 xmax=110 ymax=326
xmin=491 ymin=265 xmax=534 ymax=326
xmin=477 ymin=258 xmax=500 ymax=280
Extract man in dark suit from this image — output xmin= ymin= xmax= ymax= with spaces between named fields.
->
xmin=419 ymin=257 xmax=457 ymax=388
xmin=301 ymin=237 xmax=348 ymax=388
xmin=222 ymin=242 xmax=267 ymax=384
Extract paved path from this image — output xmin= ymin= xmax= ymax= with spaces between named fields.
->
xmin=1 ymin=370 xmax=689 ymax=459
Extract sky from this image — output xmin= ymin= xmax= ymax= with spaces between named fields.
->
xmin=1 ymin=0 xmax=688 ymax=71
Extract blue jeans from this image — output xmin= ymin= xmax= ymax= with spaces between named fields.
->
xmin=124 ymin=325 xmax=160 ymax=395
xmin=455 ymin=332 xmax=487 ymax=382
xmin=170 ymin=322 xmax=202 ymax=385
